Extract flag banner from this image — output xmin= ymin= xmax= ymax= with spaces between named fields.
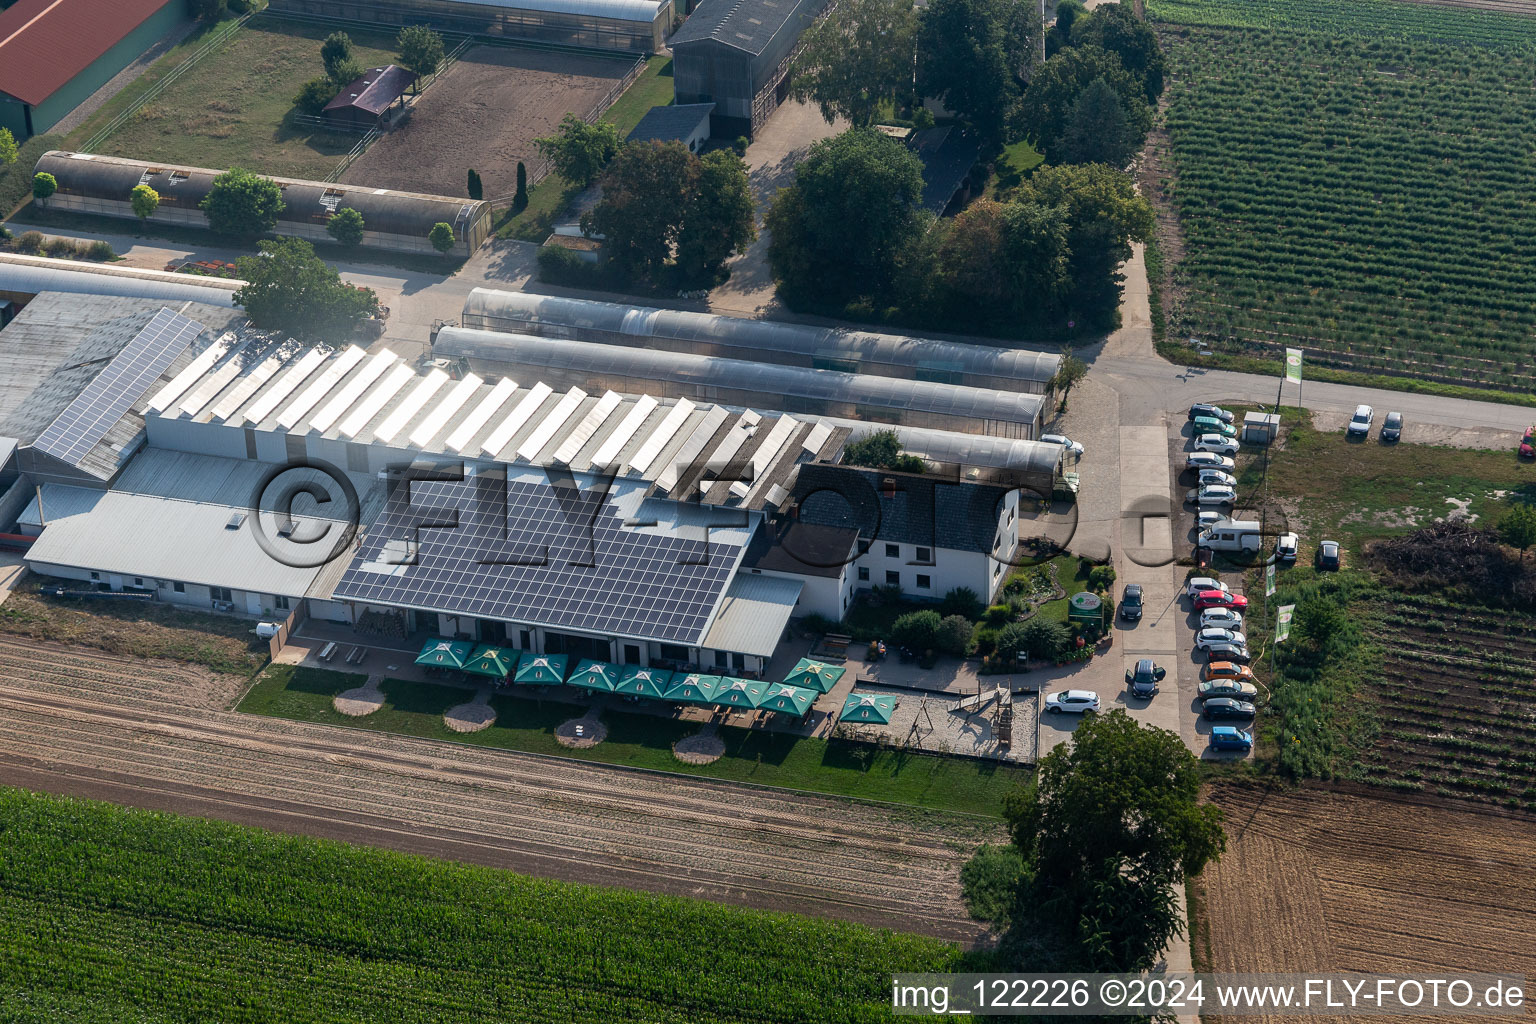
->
xmin=1276 ymin=603 xmax=1295 ymax=643
xmin=1265 ymin=561 xmax=1276 ymax=597
xmin=1285 ymin=348 xmax=1303 ymax=384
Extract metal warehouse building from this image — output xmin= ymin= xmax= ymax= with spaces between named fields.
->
xmin=669 ymin=0 xmax=830 ymax=136
xmin=266 ymin=0 xmax=673 ymax=53
xmin=34 ymin=152 xmax=493 ymax=257
xmin=0 ymin=0 xmax=189 ymax=140
xmin=433 ymin=326 xmax=1045 ymax=438
xmin=460 ymin=289 xmax=1062 ymax=395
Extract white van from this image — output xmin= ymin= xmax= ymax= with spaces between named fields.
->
xmin=1199 ymin=519 xmax=1264 ymax=553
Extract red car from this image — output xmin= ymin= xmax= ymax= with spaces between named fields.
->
xmin=1521 ymin=426 xmax=1536 ymax=459
xmin=1195 ymin=590 xmax=1249 ymax=611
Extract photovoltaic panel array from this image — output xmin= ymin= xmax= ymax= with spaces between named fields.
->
xmin=32 ymin=308 xmax=205 ymax=467
xmin=334 ymin=474 xmax=740 ymax=644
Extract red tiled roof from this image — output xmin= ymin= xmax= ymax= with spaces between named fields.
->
xmin=0 ymin=0 xmax=177 ymax=106
xmin=322 ymin=65 xmax=417 ymax=117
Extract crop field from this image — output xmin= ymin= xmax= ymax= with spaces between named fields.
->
xmin=1148 ymin=0 xmax=1536 ymax=393
xmin=0 ymin=787 xmax=961 ymax=1023
xmin=1200 ymin=783 xmax=1536 ymax=1023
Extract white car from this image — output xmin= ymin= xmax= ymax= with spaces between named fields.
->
xmin=1040 ymin=433 xmax=1085 ymax=458
xmin=1198 ymin=469 xmax=1237 ymax=488
xmin=1186 ymin=485 xmax=1237 ymax=507
xmin=1186 ymin=452 xmax=1235 ymax=471
xmin=1347 ymin=404 xmax=1374 ymax=437
xmin=1044 ymin=689 xmax=1101 ymax=714
xmin=1275 ymin=532 xmax=1299 ymax=560
xmin=1196 ymin=627 xmax=1247 ymax=650
xmin=1185 ymin=576 xmax=1230 ymax=598
xmin=1197 ymin=511 xmax=1228 ymax=531
xmin=1193 ymin=434 xmax=1240 ymax=456
xmin=1200 ymin=608 xmax=1245 ymax=630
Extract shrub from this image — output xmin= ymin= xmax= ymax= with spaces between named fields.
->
xmin=514 ymin=162 xmax=528 ymax=212
xmin=939 ymin=586 xmax=984 ymax=621
xmin=536 ymin=244 xmax=588 ymax=284
xmin=890 ymin=609 xmax=943 ymax=653
xmin=1088 ymin=564 xmax=1117 ymax=591
xmin=0 ymin=226 xmax=11 ymax=241
xmin=428 ymin=222 xmax=456 ymax=253
xmin=31 ymin=172 xmax=56 ymax=204
xmin=936 ymin=615 xmax=974 ymax=657
xmin=44 ymin=237 xmax=78 ymax=257
xmin=200 ymin=167 xmax=284 ymax=238
xmin=14 ymin=230 xmax=44 ymax=254
xmin=799 ymin=613 xmax=839 ymax=636
xmin=994 ymin=622 xmax=1029 ymax=663
xmin=996 ymin=618 xmax=1070 ymax=664
xmin=467 ymin=168 xmax=483 ymax=201
xmin=293 ymin=77 xmax=337 ymax=116
xmin=130 ymin=183 xmax=159 ymax=222
xmin=326 ymin=206 xmax=365 ymax=246
xmin=87 ymin=240 xmax=116 ymax=261
xmin=984 ymin=603 xmax=1014 ymax=625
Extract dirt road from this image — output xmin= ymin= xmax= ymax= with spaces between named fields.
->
xmin=0 ymin=637 xmax=995 ymax=942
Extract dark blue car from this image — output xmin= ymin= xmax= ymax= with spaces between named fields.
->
xmin=1124 ymin=658 xmax=1165 ymax=698
xmin=1209 ymin=726 xmax=1253 ymax=752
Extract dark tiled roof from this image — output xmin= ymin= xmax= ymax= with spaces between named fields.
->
xmin=626 ymin=103 xmax=715 ymax=144
xmin=743 ymin=519 xmax=857 ymax=579
xmin=0 ymin=0 xmax=176 ymax=106
xmin=792 ymin=463 xmax=1010 ymax=553
xmin=668 ymin=0 xmax=822 ymax=56
xmin=323 ymin=65 xmax=416 ymax=117
xmin=909 ymin=126 xmax=981 ymax=216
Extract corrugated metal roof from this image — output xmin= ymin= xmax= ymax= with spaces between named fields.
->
xmin=626 ymin=103 xmax=715 ymax=144
xmin=0 ymin=0 xmax=177 ymax=106
xmin=0 ymin=253 xmax=240 ymax=306
xmin=668 ymin=0 xmax=825 ymax=56
xmin=701 ymin=573 xmax=802 ymax=656
xmin=447 ymin=0 xmax=667 ymax=22
xmin=323 ymin=65 xmax=416 ymax=117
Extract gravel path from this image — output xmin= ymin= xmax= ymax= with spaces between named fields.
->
xmin=0 ymin=638 xmax=996 ymax=941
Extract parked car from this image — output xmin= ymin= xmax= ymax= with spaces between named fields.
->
xmin=1347 ymin=404 xmax=1374 ymax=437
xmin=1202 ymin=641 xmax=1251 ymax=664
xmin=1120 ymin=583 xmax=1144 ymax=621
xmin=1208 ymin=726 xmax=1254 ymax=752
xmin=1192 ymin=416 xmax=1239 ymax=439
xmin=1200 ymin=608 xmax=1245 ymax=630
xmin=1196 ymin=511 xmax=1228 ymax=532
xmin=1196 ymin=627 xmax=1247 ymax=650
xmin=1039 ymin=433 xmax=1085 ymax=458
xmin=1202 ymin=661 xmax=1256 ymax=683
xmin=1275 ymin=532 xmax=1299 ymax=561
xmin=1198 ymin=468 xmax=1237 ymax=488
xmin=1193 ymin=434 xmax=1240 ymax=455
xmin=1380 ymin=411 xmax=1403 ymax=443
xmin=1194 ymin=589 xmax=1248 ymax=611
xmin=1185 ymin=577 xmax=1229 ymax=598
xmin=1203 ymin=697 xmax=1256 ymax=721
xmin=1186 ymin=451 xmax=1236 ymax=471
xmin=1045 ymin=689 xmax=1101 ymax=714
xmin=1189 ymin=403 xmax=1234 ymax=424
xmin=1317 ymin=539 xmax=1341 ymax=571
xmin=1125 ymin=658 xmax=1166 ymax=698
xmin=1199 ymin=679 xmax=1260 ymax=702
xmin=1521 ymin=426 xmax=1536 ymax=459
xmin=1186 ymin=485 xmax=1237 ymax=507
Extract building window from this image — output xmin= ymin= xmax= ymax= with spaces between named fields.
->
xmin=993 ymin=562 xmax=1003 ymax=577
xmin=133 ymin=578 xmax=144 ymax=587
xmin=886 ymin=570 xmax=900 ymax=586
xmin=858 ymin=566 xmax=869 ymax=581
xmin=917 ymin=574 xmax=931 ymax=590
xmin=210 ymin=586 xmax=233 ymax=603
xmin=173 ymin=581 xmax=185 ymax=593
xmin=714 ymin=649 xmax=729 ymax=668
xmin=659 ymin=643 xmax=688 ymax=662
xmin=273 ymin=595 xmax=290 ymax=610
xmin=916 ymin=547 xmax=931 ymax=563
xmin=89 ymin=572 xmax=99 ymax=581
xmin=885 ymin=543 xmax=900 ymax=558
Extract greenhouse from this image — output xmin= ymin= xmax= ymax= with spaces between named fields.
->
xmin=265 ymin=0 xmax=672 ymax=53
xmin=432 ymin=327 xmax=1045 ymax=438
xmin=460 ymin=289 xmax=1060 ymax=394
xmin=33 ymin=151 xmax=493 ymax=257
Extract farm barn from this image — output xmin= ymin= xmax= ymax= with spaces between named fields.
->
xmin=669 ymin=0 xmax=830 ymax=136
xmin=33 ymin=151 xmax=492 ymax=257
xmin=322 ymin=65 xmax=417 ymax=130
xmin=0 ymin=0 xmax=190 ymax=140
xmin=265 ymin=0 xmax=672 ymax=54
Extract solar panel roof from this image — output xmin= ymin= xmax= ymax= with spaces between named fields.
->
xmin=31 ymin=308 xmax=203 ymax=468
xmin=332 ymin=468 xmax=746 ymax=644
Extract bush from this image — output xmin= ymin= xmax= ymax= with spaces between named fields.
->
xmin=293 ymin=77 xmax=337 ymax=116
xmin=0 ymin=226 xmax=11 ymax=241
xmin=936 ymin=615 xmax=974 ymax=657
xmin=0 ymin=133 xmax=59 ymax=216
xmin=961 ymin=843 xmax=1027 ymax=928
xmin=87 ymin=240 xmax=116 ymax=261
xmin=984 ymin=603 xmax=1015 ymax=625
xmin=799 ymin=613 xmax=839 ymax=636
xmin=325 ymin=206 xmax=365 ymax=246
xmin=428 ymin=222 xmax=456 ymax=254
xmin=536 ymin=244 xmax=595 ymax=285
xmin=890 ymin=609 xmax=943 ymax=653
xmin=31 ymin=172 xmax=56 ymax=203
xmin=200 ymin=167 xmax=284 ymax=238
xmin=996 ymin=617 xmax=1071 ymax=664
xmin=1088 ymin=564 xmax=1117 ymax=591
xmin=13 ymin=230 xmax=44 ymax=254
xmin=939 ymin=586 xmax=984 ymax=621
xmin=44 ymin=237 xmax=77 ymax=257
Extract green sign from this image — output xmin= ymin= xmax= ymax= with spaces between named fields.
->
xmin=1275 ymin=603 xmax=1295 ymax=643
xmin=1068 ymin=591 xmax=1103 ymax=621
xmin=1265 ymin=561 xmax=1276 ymax=597
xmin=1285 ymin=347 xmax=1304 ymax=384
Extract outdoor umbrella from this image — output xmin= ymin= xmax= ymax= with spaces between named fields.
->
xmin=463 ymin=645 xmax=519 ymax=680
xmin=839 ymin=692 xmax=896 ymax=724
xmin=662 ymin=673 xmax=722 ymax=704
xmin=513 ymin=653 xmax=569 ymax=686
xmin=757 ymin=683 xmax=817 ymax=716
xmin=783 ymin=658 xmax=846 ymax=694
xmin=614 ymin=665 xmax=674 ymax=699
xmin=711 ymin=677 xmax=767 ymax=711
xmin=567 ymin=659 xmax=622 ymax=693
xmin=414 ymin=638 xmax=473 ymax=669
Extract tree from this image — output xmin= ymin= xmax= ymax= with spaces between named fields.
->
xmin=534 ymin=114 xmax=622 ymax=189
xmin=130 ymin=184 xmax=159 ymax=223
xmin=326 ymin=206 xmax=365 ymax=246
xmin=582 ymin=141 xmax=697 ymax=280
xmin=1017 ymin=44 xmax=1150 ymax=162
xmin=188 ymin=0 xmax=228 ymax=22
xmin=327 ymin=57 xmax=364 ymax=87
xmin=1052 ymin=349 xmax=1088 ymax=406
xmin=1071 ymin=3 xmax=1166 ymax=101
xmin=1061 ymin=77 xmax=1135 ymax=167
xmin=31 ymin=172 xmax=56 ymax=206
xmin=1000 ymin=711 xmax=1226 ymax=972
xmin=514 ymin=162 xmax=528 ymax=212
xmin=765 ymin=127 xmax=927 ymax=307
xmin=467 ymin=168 xmax=483 ymax=201
xmin=1046 ymin=0 xmax=1085 ymax=55
xmin=840 ymin=429 xmax=923 ymax=472
xmin=1501 ymin=502 xmax=1536 ymax=560
xmin=428 ymin=222 xmax=457 ymax=254
xmin=200 ymin=167 xmax=284 ymax=238
xmin=917 ymin=0 xmax=1017 ymax=148
xmin=930 ymin=197 xmax=1073 ymax=325
xmin=994 ymin=617 xmax=1068 ymax=664
xmin=232 ymin=237 xmax=380 ymax=340
xmin=396 ymin=25 xmax=445 ymax=82
xmin=320 ymin=31 xmax=353 ymax=79
xmin=790 ymin=0 xmax=918 ymax=127
xmin=675 ymin=149 xmax=756 ymax=284
xmin=936 ymin=615 xmax=974 ymax=657
xmin=1292 ymin=596 xmax=1347 ymax=652
xmin=891 ymin=610 xmax=944 ymax=653
xmin=293 ymin=78 xmax=338 ymax=116
xmin=0 ymin=127 xmax=17 ymax=166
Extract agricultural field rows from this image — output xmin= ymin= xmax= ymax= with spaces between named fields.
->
xmin=1148 ymin=0 xmax=1536 ymax=392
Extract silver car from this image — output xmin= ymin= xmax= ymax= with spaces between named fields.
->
xmin=1186 ymin=452 xmax=1236 ymax=471
xmin=1198 ymin=469 xmax=1237 ymax=488
xmin=1200 ymin=608 xmax=1245 ymax=630
xmin=1196 ymin=627 xmax=1248 ymax=650
xmin=1185 ymin=576 xmax=1229 ymax=598
xmin=1186 ymin=486 xmax=1237 ymax=507
xmin=1193 ymin=434 xmax=1240 ymax=456
xmin=1044 ymin=689 xmax=1101 ymax=714
xmin=1347 ymin=404 xmax=1374 ymax=437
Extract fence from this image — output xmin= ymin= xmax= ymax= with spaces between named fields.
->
xmin=267 ymin=599 xmax=310 ymax=661
xmin=80 ymin=13 xmax=255 ymax=154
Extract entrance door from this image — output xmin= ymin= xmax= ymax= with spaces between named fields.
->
xmin=479 ymin=620 xmax=507 ymax=644
xmin=623 ymin=643 xmax=642 ymax=665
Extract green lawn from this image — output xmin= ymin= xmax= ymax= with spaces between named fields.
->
xmin=0 ymin=786 xmax=963 ymax=1023
xmin=990 ymin=138 xmax=1045 ymax=197
xmin=241 ymin=665 xmax=1030 ymax=816
xmin=76 ymin=15 xmax=400 ymax=180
